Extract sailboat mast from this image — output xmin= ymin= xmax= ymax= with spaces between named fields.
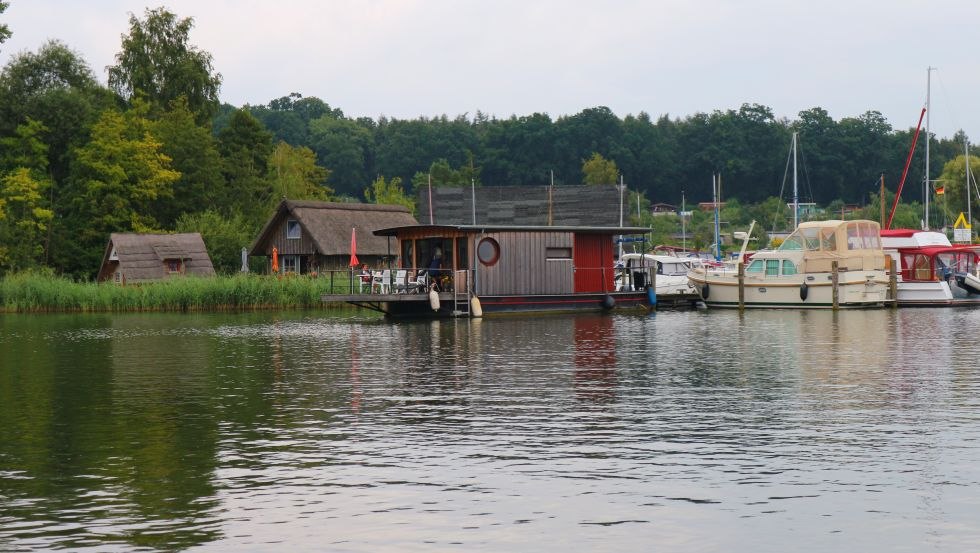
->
xmin=925 ymin=66 xmax=934 ymax=229
xmin=967 ymin=138 xmax=972 ymax=234
xmin=713 ymin=173 xmax=722 ymax=261
xmin=681 ymin=190 xmax=686 ymax=252
xmin=792 ymin=132 xmax=799 ymax=228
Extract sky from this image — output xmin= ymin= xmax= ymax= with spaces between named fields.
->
xmin=2 ymin=0 xmax=979 ymax=142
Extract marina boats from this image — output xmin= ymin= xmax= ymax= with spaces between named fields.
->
xmin=326 ymin=224 xmax=655 ymax=317
xmin=880 ymin=228 xmax=980 ymax=306
xmin=687 ymin=219 xmax=890 ymax=309
xmin=615 ymin=252 xmax=699 ymax=295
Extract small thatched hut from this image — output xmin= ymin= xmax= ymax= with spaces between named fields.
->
xmin=249 ymin=200 xmax=418 ymax=274
xmin=98 ymin=233 xmax=216 ymax=284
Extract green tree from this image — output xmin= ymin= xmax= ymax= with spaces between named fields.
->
xmin=107 ymin=7 xmax=222 ymax=124
xmin=0 ymin=1 xmax=11 ymax=47
xmin=0 ymin=168 xmax=54 ymax=273
xmin=308 ymin=115 xmax=372 ymax=196
xmin=934 ymin=154 xmax=980 ymax=225
xmin=150 ymin=97 xmax=224 ymax=226
xmin=217 ymin=108 xmax=274 ymax=224
xmin=582 ymin=152 xmax=619 ymax=185
xmin=175 ymin=209 xmax=255 ymax=274
xmin=68 ymin=105 xmax=180 ymax=275
xmin=268 ymin=141 xmax=332 ymax=205
xmin=0 ymin=118 xmax=48 ymax=173
xmin=364 ymin=175 xmax=415 ymax=213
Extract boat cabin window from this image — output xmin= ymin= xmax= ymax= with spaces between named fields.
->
xmin=821 ymin=227 xmax=837 ymax=251
xmin=765 ymin=259 xmax=780 ymax=276
xmin=782 ymin=260 xmax=798 ymax=275
xmin=778 ymin=233 xmax=805 ymax=251
xmin=801 ymin=228 xmax=820 ymax=250
xmin=911 ymin=254 xmax=932 ymax=280
xmin=746 ymin=259 xmax=764 ymax=273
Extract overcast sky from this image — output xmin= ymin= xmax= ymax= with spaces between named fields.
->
xmin=2 ymin=0 xmax=979 ymax=142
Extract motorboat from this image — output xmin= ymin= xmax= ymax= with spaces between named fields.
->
xmin=687 ymin=219 xmax=890 ymax=308
xmin=880 ymin=228 xmax=980 ymax=306
xmin=615 ymin=252 xmax=699 ymax=295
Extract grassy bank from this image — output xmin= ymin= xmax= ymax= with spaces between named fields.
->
xmin=0 ymin=272 xmax=360 ymax=313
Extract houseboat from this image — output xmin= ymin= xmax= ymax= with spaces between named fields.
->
xmin=687 ymin=219 xmax=890 ymax=309
xmin=327 ymin=224 xmax=655 ymax=317
xmin=880 ymin=228 xmax=980 ymax=306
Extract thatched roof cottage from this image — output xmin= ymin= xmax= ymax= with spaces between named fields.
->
xmin=98 ymin=233 xmax=216 ymax=284
xmin=249 ymin=200 xmax=418 ymax=274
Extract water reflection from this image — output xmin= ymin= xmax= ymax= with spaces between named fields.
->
xmin=1 ymin=309 xmax=980 ymax=552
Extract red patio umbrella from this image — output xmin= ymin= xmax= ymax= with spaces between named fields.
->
xmin=271 ymin=246 xmax=279 ymax=273
xmin=349 ymin=227 xmax=360 ymax=267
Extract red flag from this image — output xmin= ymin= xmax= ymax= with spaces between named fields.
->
xmin=349 ymin=227 xmax=360 ymax=267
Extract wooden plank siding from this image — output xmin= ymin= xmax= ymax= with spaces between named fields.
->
xmin=475 ymin=231 xmax=574 ymax=296
xmin=269 ymin=219 xmax=318 ymax=256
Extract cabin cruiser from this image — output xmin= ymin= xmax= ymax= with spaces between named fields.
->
xmin=880 ymin=228 xmax=980 ymax=306
xmin=615 ymin=253 xmax=698 ymax=295
xmin=687 ymin=219 xmax=890 ymax=308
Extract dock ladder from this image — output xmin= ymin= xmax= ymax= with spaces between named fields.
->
xmin=452 ymin=269 xmax=470 ymax=317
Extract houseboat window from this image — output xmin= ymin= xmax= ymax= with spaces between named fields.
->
xmin=477 ymin=238 xmax=500 ymax=266
xmin=456 ymin=240 xmax=468 ymax=269
xmin=765 ymin=259 xmax=780 ymax=276
xmin=746 ymin=259 xmax=764 ymax=273
xmin=401 ymin=240 xmax=414 ymax=269
xmin=286 ymin=220 xmax=301 ymax=239
xmin=781 ymin=260 xmax=798 ymax=275
xmin=546 ymin=247 xmax=572 ymax=260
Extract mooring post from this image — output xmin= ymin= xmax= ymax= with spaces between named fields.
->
xmin=737 ymin=262 xmax=745 ymax=311
xmin=831 ymin=260 xmax=840 ymax=310
xmin=888 ymin=257 xmax=898 ymax=308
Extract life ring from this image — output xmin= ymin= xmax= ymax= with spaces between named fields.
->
xmin=701 ymin=282 xmax=710 ymax=299
xmin=799 ymin=282 xmax=808 ymax=301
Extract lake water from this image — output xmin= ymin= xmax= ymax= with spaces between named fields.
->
xmin=2 ymin=307 xmax=980 ymax=552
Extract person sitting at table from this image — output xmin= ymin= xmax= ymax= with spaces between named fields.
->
xmin=359 ymin=264 xmax=372 ymax=291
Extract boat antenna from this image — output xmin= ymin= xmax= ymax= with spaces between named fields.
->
xmin=886 ymin=107 xmax=926 ymax=229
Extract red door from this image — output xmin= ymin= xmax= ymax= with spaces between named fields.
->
xmin=573 ymin=234 xmax=614 ymax=293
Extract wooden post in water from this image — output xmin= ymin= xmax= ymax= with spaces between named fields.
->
xmin=737 ymin=262 xmax=745 ymax=311
xmin=831 ymin=260 xmax=840 ymax=310
xmin=888 ymin=256 xmax=898 ymax=308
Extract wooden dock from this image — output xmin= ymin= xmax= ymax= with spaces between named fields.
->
xmin=651 ymin=292 xmax=703 ymax=310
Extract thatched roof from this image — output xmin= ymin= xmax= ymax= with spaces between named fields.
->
xmin=417 ymin=185 xmax=624 ymax=226
xmin=98 ymin=233 xmax=215 ymax=282
xmin=249 ymin=200 xmax=418 ymax=256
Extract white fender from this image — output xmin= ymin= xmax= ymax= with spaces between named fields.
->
xmin=470 ymin=296 xmax=483 ymax=318
xmin=429 ymin=288 xmax=440 ymax=311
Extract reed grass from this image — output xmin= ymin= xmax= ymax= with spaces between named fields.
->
xmin=0 ymin=271 xmax=360 ymax=313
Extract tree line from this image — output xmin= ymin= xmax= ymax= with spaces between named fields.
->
xmin=1 ymin=5 xmax=977 ymax=278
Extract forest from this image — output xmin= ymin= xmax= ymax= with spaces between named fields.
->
xmin=1 ymin=5 xmax=978 ymax=278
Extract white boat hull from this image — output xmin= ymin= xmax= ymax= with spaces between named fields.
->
xmin=689 ymin=269 xmax=888 ymax=309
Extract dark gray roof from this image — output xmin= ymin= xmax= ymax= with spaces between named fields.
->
xmin=98 ymin=233 xmax=215 ymax=282
xmin=249 ymin=200 xmax=418 ymax=256
xmin=416 ymin=185 xmax=625 ymax=226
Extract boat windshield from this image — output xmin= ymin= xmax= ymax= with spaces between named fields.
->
xmin=778 ymin=227 xmax=821 ymax=251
